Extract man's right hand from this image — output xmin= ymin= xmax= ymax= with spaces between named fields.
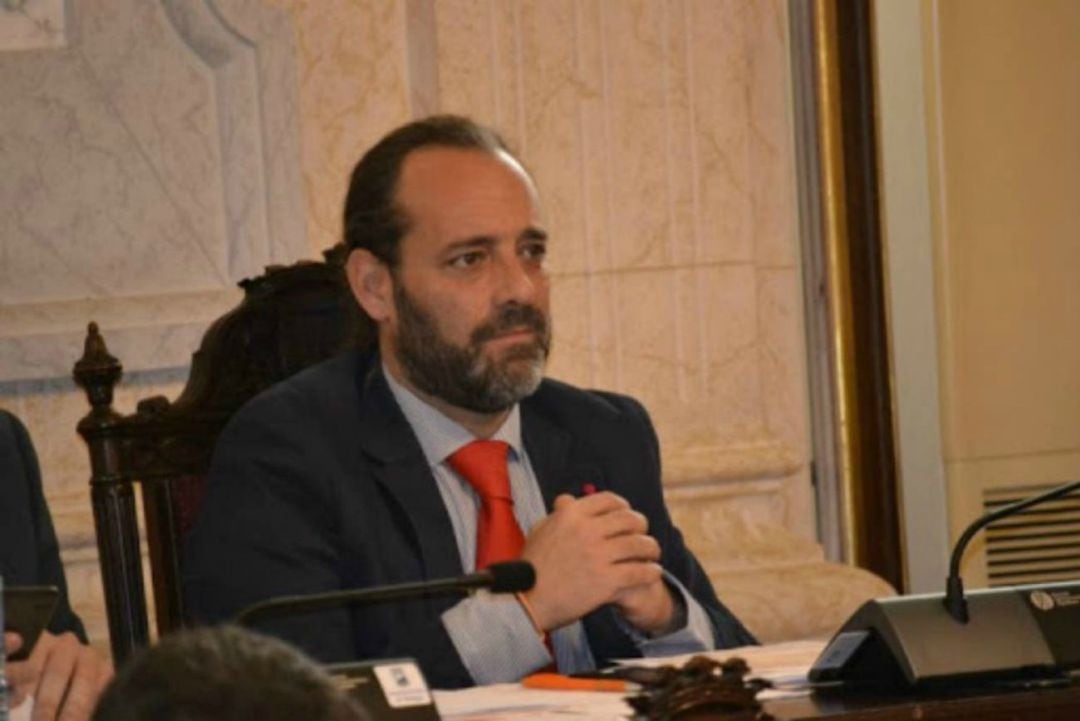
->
xmin=520 ymin=491 xmax=664 ymax=631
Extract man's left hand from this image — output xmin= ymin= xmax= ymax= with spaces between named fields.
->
xmin=5 ymin=630 xmax=113 ymax=721
xmin=614 ymin=576 xmax=678 ymax=636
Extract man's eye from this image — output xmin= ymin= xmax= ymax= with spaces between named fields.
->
xmin=449 ymin=251 xmax=485 ymax=269
xmin=521 ymin=243 xmax=547 ymax=263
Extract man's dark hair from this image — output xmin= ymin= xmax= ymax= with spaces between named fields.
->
xmin=342 ymin=114 xmax=509 ymax=267
xmin=91 ymin=626 xmax=369 ymax=721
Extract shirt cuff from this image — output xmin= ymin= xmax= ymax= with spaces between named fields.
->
xmin=442 ymin=590 xmax=552 ymax=684
xmin=618 ymin=573 xmax=716 ymax=657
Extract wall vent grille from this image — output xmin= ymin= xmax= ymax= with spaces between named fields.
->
xmin=983 ymin=484 xmax=1080 ymax=587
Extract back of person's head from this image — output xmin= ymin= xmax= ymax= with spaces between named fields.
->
xmin=92 ymin=626 xmax=369 ymax=721
xmin=342 ymin=114 xmax=510 ymax=267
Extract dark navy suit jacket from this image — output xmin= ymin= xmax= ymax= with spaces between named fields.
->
xmin=183 ymin=350 xmax=753 ymax=687
xmin=0 ymin=410 xmax=87 ymax=641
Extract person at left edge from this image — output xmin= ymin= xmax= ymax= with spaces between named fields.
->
xmin=1 ymin=409 xmax=113 ymax=721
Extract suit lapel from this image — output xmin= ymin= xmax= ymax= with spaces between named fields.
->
xmin=520 ymin=395 xmax=606 ymax=510
xmin=355 ymin=364 xmax=464 ymax=582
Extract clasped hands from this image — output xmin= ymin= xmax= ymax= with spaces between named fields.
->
xmin=3 ymin=631 xmax=112 ymax=721
xmin=520 ymin=491 xmax=677 ymax=636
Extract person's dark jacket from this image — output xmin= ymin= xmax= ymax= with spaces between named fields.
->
xmin=184 ymin=350 xmax=753 ymax=687
xmin=0 ymin=409 xmax=87 ymax=641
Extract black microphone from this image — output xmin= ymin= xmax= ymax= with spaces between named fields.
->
xmin=943 ymin=479 xmax=1080 ymax=623
xmin=810 ymin=479 xmax=1080 ymax=688
xmin=233 ymin=560 xmax=535 ymax=628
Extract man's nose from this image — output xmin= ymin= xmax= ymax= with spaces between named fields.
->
xmin=493 ymin=253 xmax=540 ymax=304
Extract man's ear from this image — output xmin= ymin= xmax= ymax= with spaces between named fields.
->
xmin=345 ymin=248 xmax=393 ymax=322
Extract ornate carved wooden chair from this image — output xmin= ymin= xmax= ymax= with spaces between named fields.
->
xmin=73 ymin=247 xmax=370 ymax=663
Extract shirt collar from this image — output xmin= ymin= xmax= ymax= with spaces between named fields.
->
xmin=382 ymin=363 xmax=523 ymax=468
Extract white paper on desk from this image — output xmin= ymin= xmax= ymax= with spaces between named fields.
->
xmin=433 ymin=640 xmax=827 ymax=719
xmin=434 ymin=684 xmax=633 ymax=720
xmin=614 ymin=638 xmax=827 ymax=700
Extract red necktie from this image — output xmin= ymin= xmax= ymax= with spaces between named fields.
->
xmin=448 ymin=440 xmax=556 ymax=669
xmin=447 ymin=440 xmax=524 ymax=569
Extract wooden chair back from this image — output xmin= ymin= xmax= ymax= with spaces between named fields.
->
xmin=74 ymin=249 xmax=370 ymax=663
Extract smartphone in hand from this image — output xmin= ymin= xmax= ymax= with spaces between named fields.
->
xmin=3 ymin=585 xmax=59 ymax=661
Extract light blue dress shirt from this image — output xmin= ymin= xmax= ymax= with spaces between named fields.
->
xmin=383 ymin=368 xmax=715 ymax=684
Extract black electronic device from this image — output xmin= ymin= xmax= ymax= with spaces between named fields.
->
xmin=2 ymin=585 xmax=59 ymax=662
xmin=810 ymin=480 xmax=1080 ymax=688
xmin=809 ymin=582 xmax=1080 ymax=687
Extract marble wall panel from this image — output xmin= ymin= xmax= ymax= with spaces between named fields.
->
xmin=592 ymin=0 xmax=675 ymax=271
xmin=758 ymin=268 xmax=809 ymax=453
xmin=284 ymin=0 xmax=412 ymax=253
xmin=747 ymin=0 xmax=798 ymax=268
xmin=548 ymin=271 xmax=621 ymax=392
xmin=435 ymin=0 xmax=528 ymax=135
xmin=435 ymin=0 xmax=806 ymax=514
xmin=546 ymin=274 xmax=592 ymax=386
xmin=515 ymin=1 xmax=590 ymax=278
xmin=661 ymin=7 xmax=698 ymax=270
xmin=572 ymin=1 xmax=617 ymax=278
xmin=687 ymin=0 xmax=754 ymax=265
xmin=212 ymin=0 xmax=310 ymax=266
xmin=613 ymin=268 xmax=682 ymax=421
xmin=0 ymin=0 xmax=307 ymax=381
xmin=758 ymin=267 xmax=813 ymax=538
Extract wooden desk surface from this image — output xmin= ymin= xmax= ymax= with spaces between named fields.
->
xmin=758 ymin=683 xmax=1080 ymax=721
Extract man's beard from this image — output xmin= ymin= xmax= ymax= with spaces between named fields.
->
xmin=392 ymin=283 xmax=551 ymax=413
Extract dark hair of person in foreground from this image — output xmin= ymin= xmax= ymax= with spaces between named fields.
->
xmin=91 ymin=626 xmax=369 ymax=721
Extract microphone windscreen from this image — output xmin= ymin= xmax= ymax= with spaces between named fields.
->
xmin=487 ymin=561 xmax=536 ymax=593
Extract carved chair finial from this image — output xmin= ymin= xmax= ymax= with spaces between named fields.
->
xmin=73 ymin=322 xmax=123 ymax=413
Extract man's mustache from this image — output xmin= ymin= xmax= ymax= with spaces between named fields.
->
xmin=470 ymin=303 xmax=549 ymax=346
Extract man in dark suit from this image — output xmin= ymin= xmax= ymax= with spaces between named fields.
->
xmin=184 ymin=115 xmax=753 ymax=688
xmin=2 ymin=410 xmax=112 ymax=720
